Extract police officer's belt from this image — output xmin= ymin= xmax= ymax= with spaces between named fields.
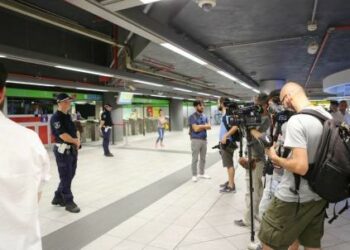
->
xmin=55 ymin=144 xmax=71 ymax=149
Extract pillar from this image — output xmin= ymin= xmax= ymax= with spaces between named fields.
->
xmin=169 ymin=99 xmax=183 ymax=131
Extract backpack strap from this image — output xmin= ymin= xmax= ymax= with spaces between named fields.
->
xmin=298 ymin=109 xmax=329 ymax=124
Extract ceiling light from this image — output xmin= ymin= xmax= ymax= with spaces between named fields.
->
xmin=213 ymin=95 xmax=220 ymax=98
xmin=140 ymin=0 xmax=162 ymax=3
xmin=133 ymin=79 xmax=163 ymax=87
xmin=151 ymin=94 xmax=167 ymax=98
xmin=132 ymin=92 xmax=143 ymax=95
xmin=233 ymin=98 xmax=240 ymax=102
xmin=307 ymin=41 xmax=319 ymax=55
xmin=252 ymin=88 xmax=260 ymax=94
xmin=6 ymin=80 xmax=55 ymax=87
xmin=217 ymin=70 xmax=239 ymax=82
xmin=173 ymin=97 xmax=184 ymax=100
xmin=75 ymin=87 xmax=108 ymax=92
xmin=0 ymin=54 xmax=6 ymax=58
xmin=238 ymin=81 xmax=253 ymax=89
xmin=55 ymin=65 xmax=114 ymax=78
xmin=161 ymin=43 xmax=207 ymax=66
xmin=197 ymin=92 xmax=211 ymax=96
xmin=173 ymin=87 xmax=193 ymax=93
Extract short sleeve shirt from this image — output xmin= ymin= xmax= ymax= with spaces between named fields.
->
xmin=251 ymin=115 xmax=271 ymax=160
xmin=50 ymin=111 xmax=77 ymax=143
xmin=189 ymin=112 xmax=208 ymax=139
xmin=275 ymin=106 xmax=333 ymax=202
xmin=101 ymin=111 xmax=113 ymax=126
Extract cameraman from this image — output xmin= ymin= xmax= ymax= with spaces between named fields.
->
xmin=259 ymin=82 xmax=331 ymax=250
xmin=235 ymin=93 xmax=271 ymax=227
xmin=218 ymin=97 xmax=240 ymax=193
xmin=258 ymin=90 xmax=292 ymax=219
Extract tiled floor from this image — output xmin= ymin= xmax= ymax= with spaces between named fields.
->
xmin=40 ymin=127 xmax=350 ymax=249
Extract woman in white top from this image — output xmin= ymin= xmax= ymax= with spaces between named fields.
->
xmin=155 ymin=109 xmax=167 ymax=148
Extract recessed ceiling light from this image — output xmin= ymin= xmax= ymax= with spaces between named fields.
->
xmin=140 ymin=0 xmax=162 ymax=3
xmin=0 ymin=55 xmax=6 ymax=58
xmin=6 ymin=80 xmax=55 ymax=87
xmin=55 ymin=65 xmax=114 ymax=78
xmin=161 ymin=43 xmax=207 ymax=66
xmin=197 ymin=92 xmax=211 ymax=96
xmin=75 ymin=87 xmax=108 ymax=92
xmin=173 ymin=87 xmax=193 ymax=93
xmin=133 ymin=79 xmax=163 ymax=87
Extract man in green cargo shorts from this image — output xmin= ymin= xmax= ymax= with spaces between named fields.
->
xmin=259 ymin=82 xmax=331 ymax=250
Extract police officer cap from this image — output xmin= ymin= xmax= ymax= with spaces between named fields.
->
xmin=0 ymin=63 xmax=7 ymax=87
xmin=56 ymin=93 xmax=73 ymax=103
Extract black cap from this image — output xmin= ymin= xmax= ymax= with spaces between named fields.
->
xmin=0 ymin=63 xmax=7 ymax=87
xmin=56 ymin=93 xmax=73 ymax=103
xmin=104 ymin=103 xmax=112 ymax=107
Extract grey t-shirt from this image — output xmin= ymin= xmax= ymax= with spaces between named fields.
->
xmin=275 ymin=106 xmax=332 ymax=202
xmin=251 ymin=115 xmax=271 ymax=160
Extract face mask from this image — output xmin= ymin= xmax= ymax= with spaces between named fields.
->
xmin=268 ymin=102 xmax=284 ymax=114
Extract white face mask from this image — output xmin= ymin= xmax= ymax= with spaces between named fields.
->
xmin=268 ymin=102 xmax=284 ymax=114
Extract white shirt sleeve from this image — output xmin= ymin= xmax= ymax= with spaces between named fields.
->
xmin=32 ymin=134 xmax=51 ymax=192
xmin=284 ymin=116 xmax=307 ymax=149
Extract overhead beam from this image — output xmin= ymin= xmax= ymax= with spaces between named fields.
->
xmin=65 ymin=0 xmax=259 ymax=88
xmin=0 ymin=44 xmax=226 ymax=98
xmin=101 ymin=0 xmax=150 ymax=12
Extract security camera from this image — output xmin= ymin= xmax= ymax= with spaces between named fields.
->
xmin=196 ymin=0 xmax=216 ymax=12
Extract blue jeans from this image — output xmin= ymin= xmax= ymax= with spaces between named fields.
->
xmin=53 ymin=146 xmax=78 ymax=204
xmin=102 ymin=128 xmax=111 ymax=154
xmin=156 ymin=128 xmax=165 ymax=143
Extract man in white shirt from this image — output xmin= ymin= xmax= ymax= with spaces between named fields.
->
xmin=332 ymin=100 xmax=350 ymax=124
xmin=0 ymin=63 xmax=51 ymax=250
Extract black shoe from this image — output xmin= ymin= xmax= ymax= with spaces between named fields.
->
xmin=104 ymin=152 xmax=114 ymax=157
xmin=65 ymin=202 xmax=80 ymax=213
xmin=234 ymin=219 xmax=248 ymax=227
xmin=219 ymin=181 xmax=229 ymax=188
xmin=51 ymin=196 xmax=65 ymax=207
xmin=220 ymin=185 xmax=236 ymax=193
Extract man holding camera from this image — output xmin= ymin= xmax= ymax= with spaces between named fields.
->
xmin=189 ymin=100 xmax=211 ymax=182
xmin=259 ymin=82 xmax=331 ymax=250
xmin=235 ymin=93 xmax=271 ymax=227
xmin=218 ymin=97 xmax=240 ymax=193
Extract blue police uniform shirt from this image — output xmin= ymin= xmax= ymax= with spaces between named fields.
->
xmin=101 ymin=111 xmax=113 ymax=126
xmin=50 ymin=111 xmax=77 ymax=143
xmin=189 ymin=112 xmax=208 ymax=139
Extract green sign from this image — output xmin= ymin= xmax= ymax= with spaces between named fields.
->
xmin=132 ymin=97 xmax=169 ymax=105
xmin=6 ymin=88 xmax=102 ymax=101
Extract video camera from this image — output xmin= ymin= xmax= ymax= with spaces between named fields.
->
xmin=225 ymin=102 xmax=264 ymax=128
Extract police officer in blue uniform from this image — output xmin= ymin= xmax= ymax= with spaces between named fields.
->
xmin=100 ymin=103 xmax=114 ymax=157
xmin=50 ymin=93 xmax=81 ymax=213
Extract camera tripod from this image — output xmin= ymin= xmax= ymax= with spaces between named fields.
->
xmin=241 ymin=128 xmax=262 ymax=250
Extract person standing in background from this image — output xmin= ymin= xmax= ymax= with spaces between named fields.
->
xmin=189 ymin=100 xmax=211 ymax=182
xmin=100 ymin=104 xmax=114 ymax=157
xmin=155 ymin=109 xmax=167 ymax=148
xmin=0 ymin=63 xmax=51 ymax=250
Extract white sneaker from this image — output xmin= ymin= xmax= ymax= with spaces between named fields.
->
xmin=198 ymin=174 xmax=211 ymax=179
xmin=192 ymin=176 xmax=198 ymax=182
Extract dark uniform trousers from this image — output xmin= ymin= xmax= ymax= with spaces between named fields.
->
xmin=102 ymin=128 xmax=111 ymax=155
xmin=53 ymin=146 xmax=78 ymax=203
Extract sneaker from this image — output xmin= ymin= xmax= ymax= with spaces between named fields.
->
xmin=219 ymin=181 xmax=229 ymax=188
xmin=51 ymin=196 xmax=65 ymax=207
xmin=220 ymin=185 xmax=236 ymax=193
xmin=198 ymin=174 xmax=211 ymax=179
xmin=104 ymin=152 xmax=114 ymax=157
xmin=65 ymin=202 xmax=80 ymax=213
xmin=192 ymin=176 xmax=198 ymax=182
xmin=234 ymin=219 xmax=248 ymax=227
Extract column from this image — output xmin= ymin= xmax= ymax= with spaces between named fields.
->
xmin=169 ymin=99 xmax=183 ymax=131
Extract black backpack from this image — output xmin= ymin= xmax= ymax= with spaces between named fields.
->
xmin=293 ymin=109 xmax=350 ymax=222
